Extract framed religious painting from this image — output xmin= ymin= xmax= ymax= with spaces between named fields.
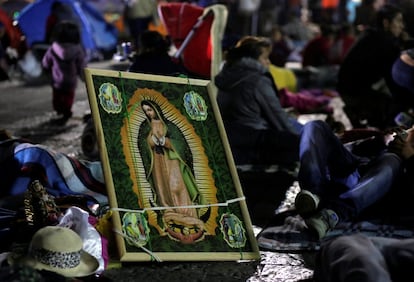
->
xmin=84 ymin=68 xmax=260 ymax=262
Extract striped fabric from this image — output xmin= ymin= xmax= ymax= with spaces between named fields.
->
xmin=9 ymin=143 xmax=107 ymax=205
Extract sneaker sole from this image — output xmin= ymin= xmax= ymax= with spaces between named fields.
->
xmin=295 ymin=190 xmax=319 ymax=215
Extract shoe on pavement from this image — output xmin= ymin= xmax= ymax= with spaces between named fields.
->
xmin=295 ymin=189 xmax=320 ymax=215
xmin=305 ymin=209 xmax=339 ymax=239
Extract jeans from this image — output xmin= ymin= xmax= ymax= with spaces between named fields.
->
xmin=298 ymin=120 xmax=403 ymax=219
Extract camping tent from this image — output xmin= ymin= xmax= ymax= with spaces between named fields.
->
xmin=16 ymin=0 xmax=118 ymax=60
xmin=0 ymin=0 xmax=32 ymax=19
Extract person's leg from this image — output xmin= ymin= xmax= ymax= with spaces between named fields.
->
xmin=339 ymin=152 xmax=403 ymax=214
xmin=52 ymin=88 xmax=62 ymax=115
xmin=296 ymin=120 xmax=363 ymax=238
xmin=314 ymin=234 xmax=392 ymax=282
xmin=61 ymin=88 xmax=75 ymax=119
xmin=298 ymin=120 xmax=361 ymax=195
xmin=373 ymin=237 xmax=414 ymax=281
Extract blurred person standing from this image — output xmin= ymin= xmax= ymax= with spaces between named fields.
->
xmin=42 ymin=21 xmax=87 ymax=125
xmin=268 ymin=25 xmax=294 ymax=67
xmin=123 ymin=0 xmax=158 ymax=50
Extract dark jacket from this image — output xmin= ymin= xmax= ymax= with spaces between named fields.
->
xmin=214 ymin=57 xmax=299 ymax=135
xmin=128 ymin=53 xmax=187 ymax=76
xmin=337 ymin=28 xmax=402 ymax=96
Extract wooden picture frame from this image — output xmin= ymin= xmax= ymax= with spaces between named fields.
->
xmin=84 ymin=68 xmax=260 ymax=262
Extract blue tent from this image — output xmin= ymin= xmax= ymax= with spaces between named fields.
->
xmin=17 ymin=0 xmax=118 ymax=60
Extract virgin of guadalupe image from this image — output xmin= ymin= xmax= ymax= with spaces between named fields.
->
xmin=121 ymin=91 xmax=218 ymax=244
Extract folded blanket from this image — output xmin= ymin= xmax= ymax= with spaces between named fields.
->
xmin=257 ymin=213 xmax=414 ymax=253
xmin=4 ymin=142 xmax=107 ymax=204
xmin=257 ymin=214 xmax=320 ymax=253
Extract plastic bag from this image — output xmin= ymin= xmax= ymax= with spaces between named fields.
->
xmin=58 ymin=207 xmax=107 ymax=274
xmin=17 ymin=50 xmax=42 ymax=78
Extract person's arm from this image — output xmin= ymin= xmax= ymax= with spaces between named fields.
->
xmin=41 ymin=48 xmax=52 ymax=69
xmin=387 ymin=128 xmax=414 ymax=160
xmin=388 ymin=128 xmax=414 ymax=195
xmin=255 ymin=75 xmax=300 ymax=135
xmin=76 ymin=47 xmax=87 ymax=81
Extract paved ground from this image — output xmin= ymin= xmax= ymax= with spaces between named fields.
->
xmin=0 ymin=60 xmax=315 ymax=281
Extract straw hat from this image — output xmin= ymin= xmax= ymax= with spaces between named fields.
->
xmin=10 ymin=226 xmax=99 ymax=278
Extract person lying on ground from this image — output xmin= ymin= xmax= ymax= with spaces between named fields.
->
xmin=294 ymin=44 xmax=414 ymax=240
xmin=311 ymin=126 xmax=414 ymax=282
xmin=293 ymin=119 xmax=407 ymax=240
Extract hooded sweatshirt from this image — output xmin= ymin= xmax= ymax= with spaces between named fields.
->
xmin=42 ymin=42 xmax=87 ymax=90
xmin=214 ymin=57 xmax=300 ymax=135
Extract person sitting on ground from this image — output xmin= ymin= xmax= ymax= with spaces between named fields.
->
xmin=337 ymin=4 xmax=410 ymax=130
xmin=214 ymin=35 xmax=302 ymax=167
xmin=301 ymin=24 xmax=336 ymax=68
xmin=127 ymin=30 xmax=187 ymax=76
xmin=329 ymin=23 xmax=356 ymax=65
xmin=268 ymin=25 xmax=294 ymax=68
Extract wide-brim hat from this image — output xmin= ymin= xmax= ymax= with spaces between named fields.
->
xmin=9 ymin=226 xmax=99 ymax=278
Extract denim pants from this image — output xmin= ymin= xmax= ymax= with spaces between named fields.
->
xmin=298 ymin=120 xmax=403 ymax=219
